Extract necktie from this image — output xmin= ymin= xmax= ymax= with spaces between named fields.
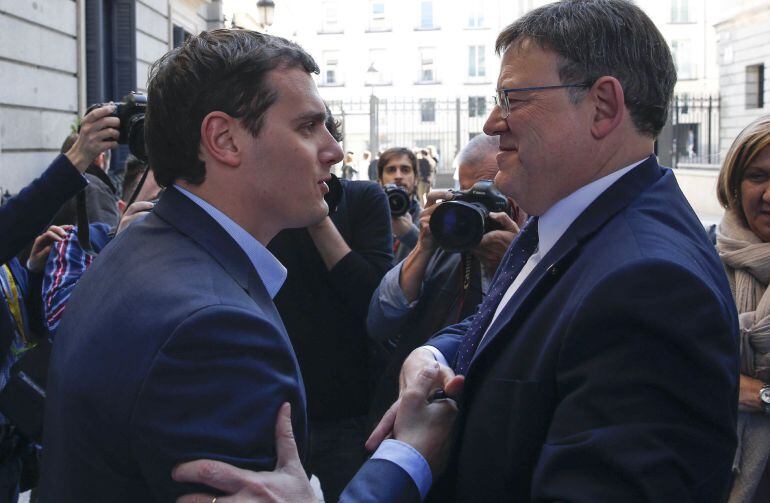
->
xmin=453 ymin=216 xmax=539 ymax=375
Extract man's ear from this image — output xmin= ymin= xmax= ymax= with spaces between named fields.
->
xmin=199 ymin=111 xmax=240 ymax=168
xmin=589 ymin=76 xmax=625 ymax=140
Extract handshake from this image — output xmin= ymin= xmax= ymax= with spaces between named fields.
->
xmin=172 ymin=348 xmax=463 ymax=502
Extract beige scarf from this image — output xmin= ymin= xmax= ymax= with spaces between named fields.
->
xmin=717 ymin=208 xmax=770 ymax=502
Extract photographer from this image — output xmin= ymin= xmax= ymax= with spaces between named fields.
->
xmin=377 ymin=148 xmax=422 ymax=263
xmin=367 ymin=134 xmax=525 ymax=422
xmin=0 ymin=104 xmax=118 ymax=501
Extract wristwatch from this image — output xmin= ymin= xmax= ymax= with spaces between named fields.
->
xmin=760 ymin=385 xmax=770 ymax=414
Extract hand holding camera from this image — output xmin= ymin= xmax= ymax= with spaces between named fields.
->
xmin=428 ymin=180 xmax=513 ymax=252
xmin=65 ymin=104 xmax=120 ymax=173
xmin=471 ymin=213 xmax=520 ymax=272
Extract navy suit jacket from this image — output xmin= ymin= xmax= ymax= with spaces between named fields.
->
xmin=40 ymin=188 xmax=308 ymax=501
xmin=345 ymin=157 xmax=740 ymax=502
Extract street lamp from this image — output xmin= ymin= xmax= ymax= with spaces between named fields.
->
xmin=366 ymin=62 xmax=378 ymax=89
xmin=257 ymin=0 xmax=275 ymax=30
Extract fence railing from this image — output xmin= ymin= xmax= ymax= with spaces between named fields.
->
xmin=326 ymin=93 xmax=721 ymax=172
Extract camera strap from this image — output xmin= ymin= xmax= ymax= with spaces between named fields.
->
xmin=75 ymin=192 xmax=94 ymax=256
xmin=124 ymin=165 xmax=151 ymax=210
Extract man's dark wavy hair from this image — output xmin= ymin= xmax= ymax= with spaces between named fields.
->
xmin=495 ymin=0 xmax=676 ymax=137
xmin=145 ymin=29 xmax=319 ymax=187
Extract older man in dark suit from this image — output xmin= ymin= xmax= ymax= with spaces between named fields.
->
xmin=174 ymin=1 xmax=740 ymax=502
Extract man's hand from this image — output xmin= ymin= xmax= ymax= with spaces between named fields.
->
xmin=173 ymin=403 xmax=315 ymax=503
xmin=366 ymin=347 xmax=462 ymax=451
xmin=66 ymin=104 xmax=120 ymax=173
xmin=392 ymin=214 xmax=415 ymax=240
xmin=471 ymin=212 xmax=520 ymax=272
xmin=117 ymin=201 xmax=154 ymax=235
xmin=393 ymin=363 xmax=464 ymax=476
xmin=27 ymin=225 xmax=72 ymax=272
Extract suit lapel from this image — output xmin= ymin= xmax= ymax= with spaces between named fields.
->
xmin=470 ymin=156 xmax=664 ymax=369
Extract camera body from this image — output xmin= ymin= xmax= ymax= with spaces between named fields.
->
xmin=85 ymin=92 xmax=148 ymax=162
xmin=383 ymin=184 xmax=411 ymax=218
xmin=429 ymin=179 xmax=511 ymax=252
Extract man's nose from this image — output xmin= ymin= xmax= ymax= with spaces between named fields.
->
xmin=322 ymin=140 xmax=344 ymax=168
xmin=762 ymin=183 xmax=770 ymax=204
xmin=483 ymin=104 xmax=507 ymax=137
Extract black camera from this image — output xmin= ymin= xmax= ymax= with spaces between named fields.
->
xmin=429 ymin=180 xmax=511 ymax=252
xmin=85 ymin=91 xmax=148 ymax=162
xmin=384 ymin=184 xmax=411 ymax=218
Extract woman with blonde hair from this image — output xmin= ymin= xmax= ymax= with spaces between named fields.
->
xmin=716 ymin=114 xmax=770 ymax=502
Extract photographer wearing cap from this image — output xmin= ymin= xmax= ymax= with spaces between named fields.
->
xmin=377 ymin=148 xmax=422 ymax=263
xmin=367 ymin=134 xmax=524 ymax=423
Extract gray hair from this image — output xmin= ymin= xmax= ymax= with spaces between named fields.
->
xmin=456 ymin=134 xmax=500 ymax=168
xmin=495 ymin=0 xmax=675 ymax=137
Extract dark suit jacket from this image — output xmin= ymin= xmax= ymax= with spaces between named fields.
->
xmin=344 ymin=157 xmax=740 ymax=502
xmin=40 ymin=188 xmax=308 ymax=501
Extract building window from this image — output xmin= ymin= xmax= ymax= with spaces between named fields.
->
xmin=322 ymin=51 xmax=340 ymax=85
xmin=468 ymin=96 xmax=487 ymax=117
xmin=671 ymin=39 xmax=694 ymax=80
xmin=369 ymin=1 xmax=389 ymax=31
xmin=419 ymin=48 xmax=436 ymax=82
xmin=747 ymin=64 xmax=765 ymax=109
xmin=670 ymin=0 xmax=690 ymax=23
xmin=421 ymin=99 xmax=436 ymax=122
xmin=419 ymin=1 xmax=434 ymax=29
xmin=467 ymin=1 xmax=484 ymax=28
xmin=321 ymin=1 xmax=341 ymax=32
xmin=367 ymin=49 xmax=390 ymax=85
xmin=468 ymin=45 xmax=486 ymax=78
xmin=173 ymin=25 xmax=191 ymax=48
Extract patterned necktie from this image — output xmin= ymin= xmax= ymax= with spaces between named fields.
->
xmin=453 ymin=216 xmax=539 ymax=375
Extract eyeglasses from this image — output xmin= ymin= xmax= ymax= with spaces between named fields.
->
xmin=493 ymin=83 xmax=590 ymax=119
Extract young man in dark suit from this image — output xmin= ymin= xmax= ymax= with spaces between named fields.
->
xmin=40 ymin=29 xmax=458 ymax=502
xmin=175 ymin=1 xmax=741 ymax=501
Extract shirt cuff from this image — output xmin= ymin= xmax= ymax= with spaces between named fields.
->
xmin=422 ymin=345 xmax=450 ymax=368
xmin=371 ymin=439 xmax=432 ymax=500
xmin=378 ymin=262 xmax=419 ymax=316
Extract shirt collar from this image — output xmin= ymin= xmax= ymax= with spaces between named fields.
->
xmin=536 ymin=157 xmax=648 ymax=258
xmin=173 ymin=184 xmax=287 ymax=298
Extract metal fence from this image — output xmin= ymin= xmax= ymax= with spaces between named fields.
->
xmin=658 ymin=94 xmax=721 ymax=169
xmin=326 ymin=93 xmax=721 ymax=173
xmin=327 ymin=96 xmax=492 ymax=174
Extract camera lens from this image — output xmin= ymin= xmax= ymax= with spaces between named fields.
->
xmin=384 ymin=185 xmax=410 ymax=217
xmin=429 ymin=201 xmax=488 ymax=252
